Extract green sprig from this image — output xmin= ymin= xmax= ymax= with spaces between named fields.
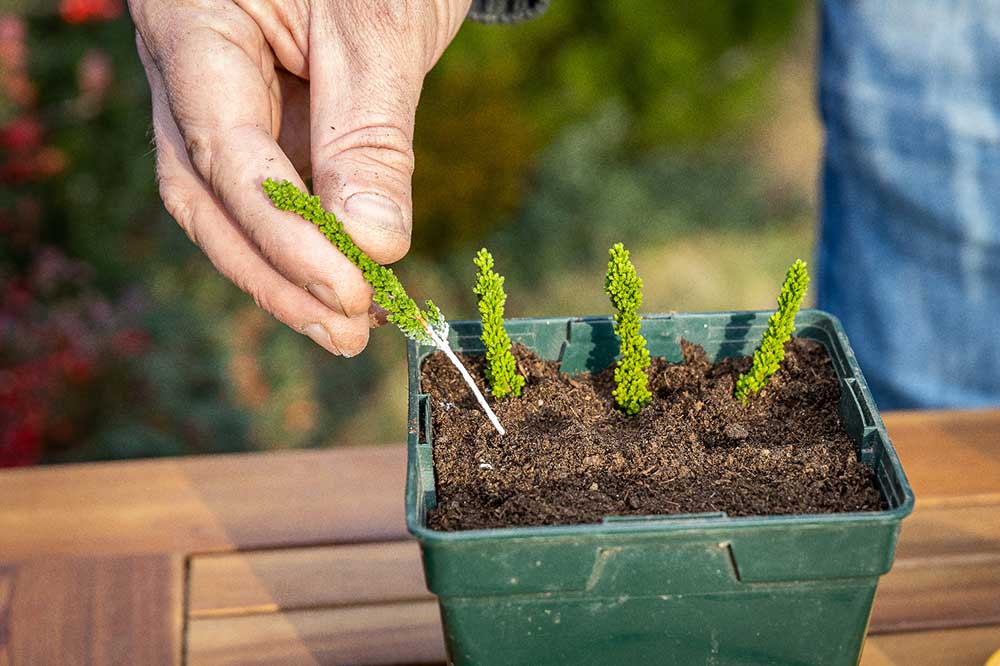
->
xmin=473 ymin=248 xmax=524 ymax=398
xmin=605 ymin=243 xmax=652 ymax=416
xmin=735 ymin=259 xmax=810 ymax=404
xmin=262 ymin=179 xmax=443 ymax=343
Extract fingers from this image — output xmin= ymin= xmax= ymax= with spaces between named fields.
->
xmin=134 ymin=5 xmax=374 ymax=320
xmin=138 ymin=33 xmax=371 ymax=356
xmin=306 ymin=1 xmax=469 ymax=265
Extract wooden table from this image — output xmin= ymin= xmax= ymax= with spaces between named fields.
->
xmin=1 ymin=410 xmax=998 ymax=665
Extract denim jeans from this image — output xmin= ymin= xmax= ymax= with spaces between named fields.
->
xmin=818 ymin=1 xmax=1000 ymax=409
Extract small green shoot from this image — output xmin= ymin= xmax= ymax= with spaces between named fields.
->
xmin=734 ymin=259 xmax=810 ymax=404
xmin=473 ymin=249 xmax=525 ymax=398
xmin=605 ymin=243 xmax=652 ymax=416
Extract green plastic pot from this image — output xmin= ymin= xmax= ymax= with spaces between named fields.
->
xmin=406 ymin=310 xmax=914 ymax=666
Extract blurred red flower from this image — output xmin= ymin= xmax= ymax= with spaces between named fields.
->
xmin=0 ymin=420 xmax=43 ymax=467
xmin=59 ymin=0 xmax=124 ymax=24
xmin=0 ymin=116 xmax=42 ymax=152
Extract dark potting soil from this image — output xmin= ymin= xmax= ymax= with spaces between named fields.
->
xmin=422 ymin=337 xmax=884 ymax=531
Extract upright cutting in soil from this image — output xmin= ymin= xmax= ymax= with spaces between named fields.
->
xmin=473 ymin=248 xmax=524 ymax=398
xmin=425 ymin=339 xmax=883 ymax=529
xmin=735 ymin=259 xmax=810 ymax=404
xmin=262 ymin=179 xmax=505 ymax=435
xmin=604 ymin=243 xmax=652 ymax=415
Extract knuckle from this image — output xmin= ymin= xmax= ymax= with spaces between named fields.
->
xmin=318 ymin=123 xmax=415 ymax=177
xmin=182 ymin=127 xmax=215 ymax=182
xmin=244 ymin=220 xmax=293 ymax=269
xmin=158 ymin=179 xmax=199 ymax=240
xmin=236 ymin=274 xmax=281 ymax=323
xmin=167 ymin=6 xmax=263 ymax=54
xmin=204 ymin=7 xmax=263 ymax=51
xmin=249 ymin=289 xmax=274 ymax=318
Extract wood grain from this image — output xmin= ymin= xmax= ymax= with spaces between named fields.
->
xmin=186 ymin=601 xmax=445 ymax=666
xmin=0 ymin=409 xmax=997 ymax=666
xmin=0 ymin=410 xmax=992 ymax=561
xmin=0 ymin=555 xmax=183 ymax=666
xmin=188 ymin=542 xmax=430 ymax=618
xmin=885 ymin=409 xmax=1000 ymax=501
xmin=871 ymin=552 xmax=1000 ymax=633
xmin=184 ymin=497 xmax=1000 ymax=635
xmin=0 ymin=567 xmax=12 ymax=666
xmin=860 ymin=625 xmax=1000 ymax=666
xmin=186 ymin=602 xmax=1000 ymax=666
xmin=0 ymin=446 xmax=410 ymax=560
xmin=894 ymin=501 xmax=1000 ymax=560
xmin=869 ymin=496 xmax=1000 ymax=633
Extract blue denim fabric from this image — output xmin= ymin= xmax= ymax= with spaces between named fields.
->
xmin=819 ymin=1 xmax=1000 ymax=409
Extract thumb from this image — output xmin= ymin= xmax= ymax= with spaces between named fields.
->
xmin=308 ymin=3 xmax=462 ymax=265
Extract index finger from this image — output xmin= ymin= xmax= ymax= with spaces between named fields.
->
xmin=135 ymin=3 xmax=374 ymax=318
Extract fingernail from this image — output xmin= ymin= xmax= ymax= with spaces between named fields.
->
xmin=344 ymin=192 xmax=405 ymax=235
xmin=302 ymin=323 xmax=342 ymax=355
xmin=306 ymin=283 xmax=346 ymax=314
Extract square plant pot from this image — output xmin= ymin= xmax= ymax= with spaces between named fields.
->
xmin=406 ymin=309 xmax=914 ymax=666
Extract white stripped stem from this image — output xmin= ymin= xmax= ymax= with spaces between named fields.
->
xmin=423 ymin=322 xmax=506 ymax=436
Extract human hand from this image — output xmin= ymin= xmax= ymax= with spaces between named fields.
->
xmin=130 ymin=0 xmax=471 ymax=356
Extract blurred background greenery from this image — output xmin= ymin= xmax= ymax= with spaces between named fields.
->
xmin=0 ymin=1 xmax=821 ymax=465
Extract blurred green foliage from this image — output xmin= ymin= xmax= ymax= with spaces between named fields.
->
xmin=490 ymin=104 xmax=808 ymax=289
xmin=1 ymin=1 xmax=811 ymax=464
xmin=413 ymin=1 xmax=801 ymax=256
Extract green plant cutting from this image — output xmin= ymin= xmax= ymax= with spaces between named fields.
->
xmin=473 ymin=248 xmax=525 ymax=398
xmin=734 ymin=258 xmax=810 ymax=404
xmin=263 ymin=179 xmax=506 ymax=435
xmin=265 ymin=177 xmax=810 ymax=427
xmin=604 ymin=242 xmax=652 ymax=416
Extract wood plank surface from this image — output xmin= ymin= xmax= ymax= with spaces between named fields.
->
xmin=0 ymin=409 xmax=998 ymax=666
xmin=893 ymin=501 xmax=1000 ymax=560
xmin=860 ymin=625 xmax=1000 ymax=666
xmin=182 ymin=497 xmax=1000 ymax=662
xmin=186 ymin=602 xmax=445 ymax=666
xmin=0 ymin=555 xmax=183 ymax=666
xmin=186 ymin=606 xmax=1000 ymax=666
xmin=886 ymin=409 xmax=1000 ymax=501
xmin=183 ymin=499 xmax=1000 ymax=636
xmin=188 ymin=542 xmax=430 ymax=618
xmin=0 ymin=445 xmax=410 ymax=559
xmin=185 ymin=526 xmax=1000 ymax=638
xmin=0 ymin=409 xmax=995 ymax=561
xmin=871 ymin=551 xmax=1000 ymax=633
